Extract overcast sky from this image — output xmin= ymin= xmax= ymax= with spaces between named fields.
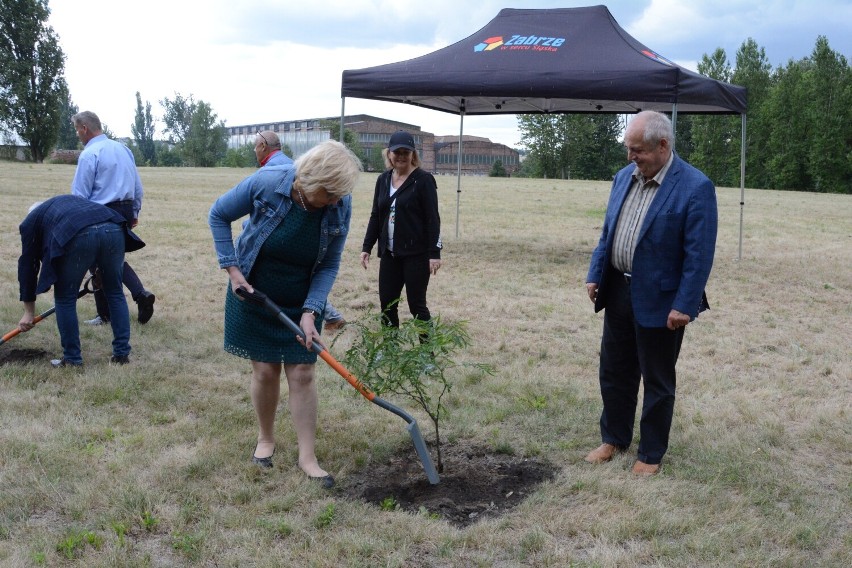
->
xmin=47 ymin=0 xmax=850 ymax=148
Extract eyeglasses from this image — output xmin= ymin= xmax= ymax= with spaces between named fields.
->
xmin=256 ymin=131 xmax=270 ymax=146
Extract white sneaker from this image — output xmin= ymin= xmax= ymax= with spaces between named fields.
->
xmin=84 ymin=315 xmax=107 ymax=326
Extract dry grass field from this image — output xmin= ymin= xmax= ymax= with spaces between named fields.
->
xmin=0 ymin=160 xmax=849 ymax=567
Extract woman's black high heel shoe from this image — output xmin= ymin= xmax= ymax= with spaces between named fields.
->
xmin=252 ymin=445 xmax=274 ymax=468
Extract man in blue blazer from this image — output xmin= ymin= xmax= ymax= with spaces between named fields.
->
xmin=17 ymin=195 xmax=145 ymax=367
xmin=584 ymin=111 xmax=718 ymax=475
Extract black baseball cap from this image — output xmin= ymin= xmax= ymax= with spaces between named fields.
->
xmin=388 ymin=131 xmax=415 ymax=151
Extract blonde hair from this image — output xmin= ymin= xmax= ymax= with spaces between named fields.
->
xmin=382 ymin=147 xmax=421 ymax=169
xmin=295 ymin=140 xmax=363 ymax=199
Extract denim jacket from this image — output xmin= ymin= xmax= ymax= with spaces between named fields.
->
xmin=208 ymin=164 xmax=351 ymax=314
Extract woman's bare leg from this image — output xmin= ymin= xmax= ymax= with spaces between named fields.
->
xmin=284 ymin=363 xmax=328 ymax=477
xmin=251 ymin=361 xmax=281 ymax=459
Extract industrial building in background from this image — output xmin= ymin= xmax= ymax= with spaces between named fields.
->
xmin=226 ymin=114 xmax=520 ymax=176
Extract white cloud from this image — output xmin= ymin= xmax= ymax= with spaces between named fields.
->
xmin=46 ymin=0 xmax=850 ymax=147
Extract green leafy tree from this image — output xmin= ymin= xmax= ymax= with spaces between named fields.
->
xmin=518 ymin=114 xmax=561 ymax=178
xmin=183 ymin=100 xmax=227 ymax=167
xmin=518 ymin=114 xmax=624 ymax=180
xmin=0 ymin=0 xmax=68 ymax=162
xmin=568 ymin=114 xmax=625 ymax=180
xmin=804 ymin=37 xmax=851 ymax=193
xmin=732 ymin=38 xmax=773 ymax=188
xmin=132 ymin=91 xmax=156 ymax=166
xmin=690 ymin=48 xmax=740 ymax=187
xmin=513 ymin=151 xmax=541 ymax=178
xmin=55 ymin=90 xmax=79 ymax=149
xmin=322 ymin=120 xmax=365 ymax=166
xmin=221 ymin=142 xmax=256 ymax=167
xmin=341 ymin=311 xmax=493 ymax=473
xmin=160 ymin=93 xmax=227 ymax=167
xmin=489 ymin=159 xmax=507 ymax=177
xmin=155 ymin=141 xmax=183 ymax=167
xmin=764 ymin=60 xmax=812 ymax=190
xmin=160 ymin=92 xmax=195 ymax=144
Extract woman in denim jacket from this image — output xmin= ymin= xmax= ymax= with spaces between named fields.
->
xmin=209 ymin=140 xmax=362 ymax=488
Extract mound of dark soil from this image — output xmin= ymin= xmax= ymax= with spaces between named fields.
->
xmin=341 ymin=442 xmax=558 ymax=528
xmin=0 ymin=347 xmax=47 ymax=365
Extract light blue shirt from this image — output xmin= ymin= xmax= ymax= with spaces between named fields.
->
xmin=71 ymin=134 xmax=144 ymax=218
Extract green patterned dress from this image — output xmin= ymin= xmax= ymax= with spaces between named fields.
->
xmin=224 ymin=206 xmax=324 ymax=363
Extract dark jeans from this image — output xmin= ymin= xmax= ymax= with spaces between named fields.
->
xmin=54 ymin=222 xmax=130 ymax=363
xmin=378 ymin=251 xmax=431 ymax=328
xmin=597 ymin=269 xmax=684 ymax=464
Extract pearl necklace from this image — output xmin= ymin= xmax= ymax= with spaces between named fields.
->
xmin=295 ymin=186 xmax=308 ymax=210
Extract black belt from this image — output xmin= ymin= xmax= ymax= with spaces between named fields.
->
xmin=108 ymin=199 xmax=133 ymax=206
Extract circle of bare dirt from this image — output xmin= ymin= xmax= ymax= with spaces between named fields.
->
xmin=340 ymin=442 xmax=558 ymax=528
xmin=0 ymin=348 xmax=47 ymax=365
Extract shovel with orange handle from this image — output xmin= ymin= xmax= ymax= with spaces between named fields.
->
xmin=235 ymin=286 xmax=440 ymax=485
xmin=0 ymin=276 xmax=98 ymax=347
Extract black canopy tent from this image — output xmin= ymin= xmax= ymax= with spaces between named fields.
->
xmin=341 ymin=5 xmax=748 ymax=257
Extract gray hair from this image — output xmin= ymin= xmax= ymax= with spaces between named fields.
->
xmin=72 ymin=111 xmax=102 ymax=132
xmin=635 ymin=110 xmax=673 ymax=146
xmin=295 ymin=140 xmax=363 ymax=199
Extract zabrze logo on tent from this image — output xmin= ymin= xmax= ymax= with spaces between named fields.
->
xmin=642 ymin=49 xmax=674 ymax=66
xmin=474 ymin=36 xmax=504 ymax=52
xmin=474 ymin=34 xmax=565 ymax=53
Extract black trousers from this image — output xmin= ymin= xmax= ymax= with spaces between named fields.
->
xmin=598 ymin=269 xmax=684 ymax=464
xmin=93 ymin=200 xmax=145 ymax=320
xmin=378 ymin=251 xmax=431 ymax=328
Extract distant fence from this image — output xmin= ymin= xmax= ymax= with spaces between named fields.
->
xmin=0 ymin=146 xmax=82 ymax=163
xmin=48 ymin=150 xmax=81 ymax=165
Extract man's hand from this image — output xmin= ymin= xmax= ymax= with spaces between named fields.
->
xmin=667 ymin=309 xmax=690 ymax=330
xmin=18 ymin=301 xmax=36 ymax=332
xmin=586 ymin=282 xmax=598 ymax=303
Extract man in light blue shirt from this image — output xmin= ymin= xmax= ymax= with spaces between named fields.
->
xmin=71 ymin=111 xmax=156 ymax=325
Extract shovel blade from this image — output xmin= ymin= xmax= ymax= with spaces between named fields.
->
xmin=407 ymin=420 xmax=440 ymax=485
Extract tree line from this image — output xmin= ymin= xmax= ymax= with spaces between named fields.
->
xmin=2 ymin=1 xmax=849 ymax=192
xmin=516 ymin=35 xmax=850 ymax=194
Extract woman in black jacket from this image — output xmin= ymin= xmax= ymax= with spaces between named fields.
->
xmin=360 ymin=131 xmax=442 ymax=327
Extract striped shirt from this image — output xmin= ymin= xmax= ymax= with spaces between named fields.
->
xmin=611 ymin=152 xmax=674 ymax=273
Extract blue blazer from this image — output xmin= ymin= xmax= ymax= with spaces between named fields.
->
xmin=18 ymin=195 xmax=145 ymax=302
xmin=587 ymin=154 xmax=718 ymax=328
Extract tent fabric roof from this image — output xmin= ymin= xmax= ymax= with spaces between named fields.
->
xmin=341 ymin=5 xmax=746 ymax=115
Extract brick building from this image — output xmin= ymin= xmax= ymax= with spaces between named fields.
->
xmin=225 ymin=114 xmax=519 ymax=175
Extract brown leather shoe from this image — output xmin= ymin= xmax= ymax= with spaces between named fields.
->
xmin=631 ymin=460 xmax=660 ymax=476
xmin=584 ymin=443 xmax=618 ymax=464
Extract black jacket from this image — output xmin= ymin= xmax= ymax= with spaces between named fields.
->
xmin=362 ymin=167 xmax=442 ymax=259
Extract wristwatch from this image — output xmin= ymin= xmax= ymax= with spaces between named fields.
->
xmin=302 ymin=308 xmax=319 ymax=317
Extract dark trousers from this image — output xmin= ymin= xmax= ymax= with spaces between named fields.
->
xmin=93 ymin=199 xmax=146 ymax=320
xmin=598 ymin=269 xmax=684 ymax=464
xmin=94 ymin=263 xmax=145 ymax=319
xmin=378 ymin=251 xmax=431 ymax=328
